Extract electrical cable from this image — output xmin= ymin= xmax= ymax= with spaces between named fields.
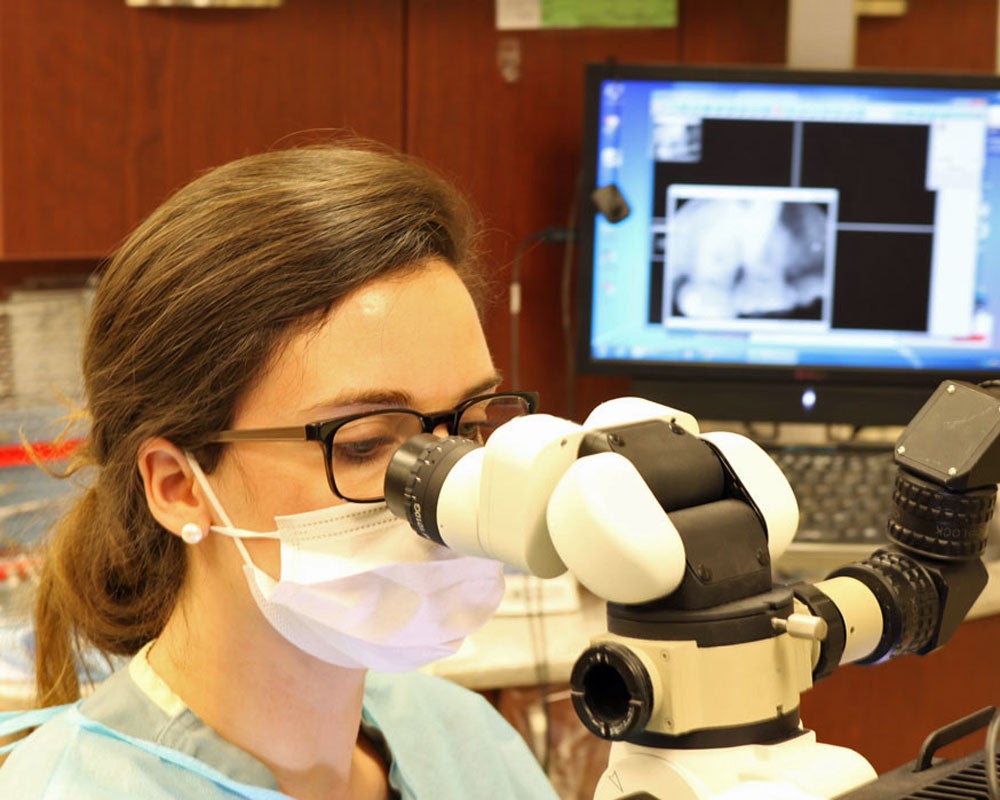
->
xmin=560 ymin=232 xmax=577 ymax=420
xmin=509 ymin=234 xmax=543 ymax=392
xmin=559 ymin=171 xmax=582 ymax=421
xmin=509 ymin=227 xmax=574 ymax=393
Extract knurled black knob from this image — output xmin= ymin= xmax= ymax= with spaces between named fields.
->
xmin=829 ymin=547 xmax=940 ymax=662
xmin=383 ymin=434 xmax=480 ymax=545
xmin=888 ymin=470 xmax=995 ymax=560
xmin=866 ymin=549 xmax=938 ymax=658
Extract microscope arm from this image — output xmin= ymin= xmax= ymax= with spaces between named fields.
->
xmin=792 ymin=549 xmax=989 ymax=680
xmin=792 ymin=379 xmax=997 ymax=678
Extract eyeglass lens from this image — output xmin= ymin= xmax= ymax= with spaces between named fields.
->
xmin=331 ymin=394 xmax=532 ymax=501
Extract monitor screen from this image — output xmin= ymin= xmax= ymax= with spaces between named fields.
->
xmin=577 ymin=63 xmax=1000 ymax=425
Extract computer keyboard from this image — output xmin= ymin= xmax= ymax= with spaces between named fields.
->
xmin=763 ymin=441 xmax=898 ymax=579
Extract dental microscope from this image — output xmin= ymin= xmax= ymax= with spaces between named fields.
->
xmin=385 ymin=379 xmax=998 ymax=799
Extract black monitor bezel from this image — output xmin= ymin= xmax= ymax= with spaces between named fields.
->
xmin=575 ymin=62 xmax=1000 ymax=425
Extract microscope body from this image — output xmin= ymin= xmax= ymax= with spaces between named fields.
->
xmin=593 ymin=734 xmax=876 ymax=800
xmin=561 ymin=406 xmax=879 ymax=799
xmin=385 ymin=381 xmax=998 ymax=800
xmin=582 ymin=619 xmax=879 ymax=799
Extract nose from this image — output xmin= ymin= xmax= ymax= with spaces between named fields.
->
xmin=430 ymin=422 xmax=451 ymax=439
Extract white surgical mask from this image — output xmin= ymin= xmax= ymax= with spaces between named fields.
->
xmin=185 ymin=453 xmax=505 ymax=672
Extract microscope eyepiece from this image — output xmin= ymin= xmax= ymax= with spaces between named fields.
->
xmin=384 ymin=434 xmax=482 ymax=545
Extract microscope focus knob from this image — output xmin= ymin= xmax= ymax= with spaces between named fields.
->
xmin=570 ymin=642 xmax=653 ymax=741
xmin=829 ymin=548 xmax=939 ymax=662
xmin=888 ymin=470 xmax=995 ymax=560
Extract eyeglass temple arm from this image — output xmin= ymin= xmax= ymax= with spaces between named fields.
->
xmin=210 ymin=427 xmax=310 ymax=443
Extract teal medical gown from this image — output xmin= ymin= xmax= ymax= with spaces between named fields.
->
xmin=0 ymin=652 xmax=558 ymax=799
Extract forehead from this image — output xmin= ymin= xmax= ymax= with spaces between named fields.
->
xmin=235 ymin=261 xmax=495 ymax=425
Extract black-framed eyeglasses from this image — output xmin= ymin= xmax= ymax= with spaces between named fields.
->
xmin=205 ymin=391 xmax=539 ymax=503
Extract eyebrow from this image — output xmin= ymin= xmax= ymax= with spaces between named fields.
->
xmin=301 ymin=371 xmax=505 ymax=419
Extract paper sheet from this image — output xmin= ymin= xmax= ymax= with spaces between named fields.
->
xmin=496 ymin=0 xmax=677 ymax=30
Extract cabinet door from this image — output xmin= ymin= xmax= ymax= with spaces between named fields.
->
xmin=856 ymin=0 xmax=997 ymax=72
xmin=0 ymin=0 xmax=405 ymax=258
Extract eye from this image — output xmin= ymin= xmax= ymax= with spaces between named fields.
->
xmin=456 ymin=395 xmax=532 ymax=443
xmin=456 ymin=418 xmax=489 ymax=442
xmin=333 ymin=436 xmax=397 ymax=464
xmin=332 ymin=414 xmax=420 ymax=465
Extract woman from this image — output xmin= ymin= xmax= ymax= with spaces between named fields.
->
xmin=0 ymin=142 xmax=557 ymax=799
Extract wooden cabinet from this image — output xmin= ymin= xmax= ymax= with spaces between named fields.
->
xmin=0 ymin=1 xmax=405 ymax=258
xmin=2 ymin=0 xmax=996 ymax=407
xmin=856 ymin=0 xmax=997 ymax=72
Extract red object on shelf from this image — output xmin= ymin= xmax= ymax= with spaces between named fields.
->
xmin=0 ymin=439 xmax=83 ymax=468
xmin=0 ymin=555 xmax=41 ymax=582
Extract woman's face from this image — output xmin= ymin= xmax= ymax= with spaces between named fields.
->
xmin=203 ymin=259 xmax=498 ymax=578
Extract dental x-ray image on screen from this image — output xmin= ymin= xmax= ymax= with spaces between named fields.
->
xmin=664 ymin=186 xmax=836 ymax=325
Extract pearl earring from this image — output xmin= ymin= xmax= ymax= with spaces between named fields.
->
xmin=180 ymin=522 xmax=206 ymax=545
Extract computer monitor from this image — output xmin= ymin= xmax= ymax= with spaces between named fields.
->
xmin=576 ymin=63 xmax=1000 ymax=426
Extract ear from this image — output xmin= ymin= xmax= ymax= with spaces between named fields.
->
xmin=138 ymin=437 xmax=212 ymax=539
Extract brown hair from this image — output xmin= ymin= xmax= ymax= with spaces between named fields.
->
xmin=33 ymin=141 xmax=483 ymax=706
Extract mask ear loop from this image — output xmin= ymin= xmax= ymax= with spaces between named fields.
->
xmin=183 ymin=450 xmax=269 ymax=567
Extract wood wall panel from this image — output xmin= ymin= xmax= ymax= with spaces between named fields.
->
xmin=0 ymin=2 xmax=131 ymax=259
xmin=0 ymin=1 xmax=405 ymax=258
xmin=801 ymin=613 xmax=1000 ymax=775
xmin=678 ymin=0 xmax=787 ymax=65
xmin=407 ymin=1 xmax=677 ymax=417
xmin=406 ymin=0 xmax=788 ymax=420
xmin=856 ymin=0 xmax=997 ymax=73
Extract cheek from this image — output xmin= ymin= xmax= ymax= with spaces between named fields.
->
xmin=244 ymin=538 xmax=282 ymax=581
xmin=209 ymin=445 xmax=340 ymax=583
xmin=210 ymin=443 xmax=340 ymax=530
